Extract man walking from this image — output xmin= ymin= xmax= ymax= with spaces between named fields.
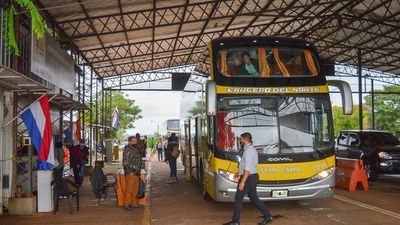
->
xmin=122 ymin=136 xmax=142 ymax=210
xmin=223 ymin=132 xmax=272 ymax=225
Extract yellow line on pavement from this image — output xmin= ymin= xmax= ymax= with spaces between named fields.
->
xmin=334 ymin=195 xmax=400 ymax=220
xmin=142 ymin=161 xmax=152 ymax=225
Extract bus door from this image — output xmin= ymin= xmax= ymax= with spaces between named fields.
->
xmin=194 ymin=116 xmax=202 ymax=183
xmin=183 ymin=121 xmax=190 ymax=181
xmin=186 ymin=119 xmax=195 ymax=181
xmin=187 ymin=117 xmax=201 ymax=182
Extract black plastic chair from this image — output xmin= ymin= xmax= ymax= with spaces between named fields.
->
xmin=90 ymin=165 xmax=117 ymax=204
xmin=51 ymin=168 xmax=80 ymax=214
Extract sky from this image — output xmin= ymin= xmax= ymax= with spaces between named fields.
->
xmin=124 ymin=81 xmax=181 ymax=136
xmin=123 ymin=76 xmax=390 ymax=136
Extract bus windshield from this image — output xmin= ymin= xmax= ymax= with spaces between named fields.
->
xmin=167 ymin=120 xmax=180 ymax=131
xmin=216 ymin=95 xmax=333 ymax=155
xmin=217 ymin=47 xmax=319 ymax=77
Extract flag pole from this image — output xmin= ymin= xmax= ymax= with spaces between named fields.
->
xmin=2 ymin=93 xmax=58 ymax=129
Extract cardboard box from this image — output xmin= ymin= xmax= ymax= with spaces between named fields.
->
xmin=8 ymin=196 xmax=37 ymax=215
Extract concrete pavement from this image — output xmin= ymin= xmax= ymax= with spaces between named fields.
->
xmin=1 ymin=156 xmax=400 ymax=225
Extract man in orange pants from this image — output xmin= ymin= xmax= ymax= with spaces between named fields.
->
xmin=122 ymin=136 xmax=142 ymax=210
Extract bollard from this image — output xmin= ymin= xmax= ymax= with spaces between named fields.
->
xmin=335 ymin=158 xmax=368 ymax=192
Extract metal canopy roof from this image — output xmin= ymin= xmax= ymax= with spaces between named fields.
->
xmin=37 ymin=0 xmax=400 ymax=80
xmin=0 ymin=65 xmax=50 ymax=91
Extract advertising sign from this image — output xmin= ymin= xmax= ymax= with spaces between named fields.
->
xmin=31 ymin=32 xmax=75 ymax=94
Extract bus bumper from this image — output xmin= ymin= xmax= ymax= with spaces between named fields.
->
xmin=214 ymin=173 xmax=335 ymax=202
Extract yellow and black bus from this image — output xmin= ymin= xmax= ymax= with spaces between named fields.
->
xmin=180 ymin=36 xmax=352 ymax=201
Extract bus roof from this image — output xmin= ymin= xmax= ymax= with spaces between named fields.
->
xmin=210 ymin=36 xmax=315 ymax=49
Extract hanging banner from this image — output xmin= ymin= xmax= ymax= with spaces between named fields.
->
xmin=31 ymin=32 xmax=76 ymax=95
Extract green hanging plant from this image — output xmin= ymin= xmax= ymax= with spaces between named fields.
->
xmin=2 ymin=6 xmax=19 ymax=55
xmin=2 ymin=0 xmax=47 ymax=55
xmin=16 ymin=0 xmax=46 ymax=39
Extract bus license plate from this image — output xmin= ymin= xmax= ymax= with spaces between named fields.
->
xmin=272 ymin=190 xmax=288 ymax=198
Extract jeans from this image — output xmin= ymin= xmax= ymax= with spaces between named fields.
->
xmin=232 ymin=174 xmax=271 ymax=222
xmin=73 ymin=166 xmax=81 ymax=185
xmin=168 ymin=157 xmax=177 ymax=178
xmin=79 ymin=160 xmax=87 ymax=184
xmin=157 ymin=148 xmax=163 ymax=161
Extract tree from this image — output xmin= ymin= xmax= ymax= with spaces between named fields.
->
xmin=189 ymin=100 xmax=205 ymax=117
xmin=364 ymin=85 xmax=400 ymax=137
xmin=84 ymin=91 xmax=142 ymax=140
xmin=110 ymin=92 xmax=142 ymax=139
xmin=332 ymin=105 xmax=368 ymax=137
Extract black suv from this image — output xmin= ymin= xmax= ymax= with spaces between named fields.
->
xmin=335 ymin=130 xmax=400 ymax=181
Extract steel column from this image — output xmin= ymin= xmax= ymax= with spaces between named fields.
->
xmin=101 ymin=79 xmax=105 ymax=161
xmin=82 ymin=64 xmax=86 ymax=142
xmin=358 ymin=48 xmax=363 ymax=130
xmin=371 ymin=79 xmax=375 ymax=130
xmin=95 ymin=78 xmax=99 ymax=162
xmin=89 ymin=69 xmax=93 ymax=166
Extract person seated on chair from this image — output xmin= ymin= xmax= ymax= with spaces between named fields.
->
xmin=236 ymin=51 xmax=259 ymax=76
xmin=70 ymin=144 xmax=83 ymax=185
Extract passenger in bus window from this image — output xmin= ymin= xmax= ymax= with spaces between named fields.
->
xmin=227 ymin=52 xmax=241 ymax=75
xmin=237 ymin=51 xmax=259 ymax=76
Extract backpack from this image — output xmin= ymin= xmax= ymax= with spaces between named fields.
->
xmin=172 ymin=145 xmax=180 ymax=158
xmin=136 ymin=175 xmax=146 ymax=199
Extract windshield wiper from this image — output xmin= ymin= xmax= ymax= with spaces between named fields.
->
xmin=314 ymin=148 xmax=328 ymax=157
xmin=281 ymin=145 xmax=328 ymax=157
xmin=285 ymin=145 xmax=312 ymax=148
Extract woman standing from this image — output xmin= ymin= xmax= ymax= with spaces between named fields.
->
xmin=165 ymin=133 xmax=178 ymax=184
xmin=157 ymin=137 xmax=164 ymax=161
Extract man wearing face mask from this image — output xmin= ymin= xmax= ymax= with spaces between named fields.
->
xmin=122 ymin=136 xmax=142 ymax=210
xmin=223 ymin=132 xmax=272 ymax=225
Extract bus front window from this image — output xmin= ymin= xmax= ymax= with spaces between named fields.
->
xmin=216 ymin=96 xmax=333 ymax=156
xmin=217 ymin=47 xmax=319 ymax=77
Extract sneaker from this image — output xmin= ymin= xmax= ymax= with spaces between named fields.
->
xmin=172 ymin=177 xmax=177 ymax=183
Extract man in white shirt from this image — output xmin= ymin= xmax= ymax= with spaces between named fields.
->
xmin=223 ymin=132 xmax=272 ymax=225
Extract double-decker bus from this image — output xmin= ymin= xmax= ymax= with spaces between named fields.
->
xmin=160 ymin=119 xmax=180 ymax=137
xmin=180 ymin=37 xmax=352 ymax=202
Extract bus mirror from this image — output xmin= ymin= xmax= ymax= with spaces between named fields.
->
xmin=206 ymin=80 xmax=217 ymax=116
xmin=327 ymin=80 xmax=353 ymax=115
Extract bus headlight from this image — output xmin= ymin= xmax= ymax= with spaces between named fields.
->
xmin=310 ymin=167 xmax=335 ymax=181
xmin=218 ymin=169 xmax=238 ymax=183
xmin=379 ymin=152 xmax=393 ymax=159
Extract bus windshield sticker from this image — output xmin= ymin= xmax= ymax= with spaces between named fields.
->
xmin=228 ymin=99 xmax=261 ymax=106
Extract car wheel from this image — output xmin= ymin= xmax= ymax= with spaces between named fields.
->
xmin=364 ymin=159 xmax=378 ymax=181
